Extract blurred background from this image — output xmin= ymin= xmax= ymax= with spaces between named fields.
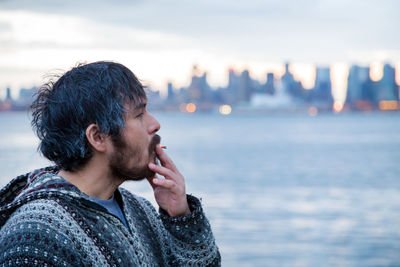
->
xmin=0 ymin=0 xmax=399 ymax=266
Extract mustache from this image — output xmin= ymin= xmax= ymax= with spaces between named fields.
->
xmin=149 ymin=134 xmax=161 ymax=152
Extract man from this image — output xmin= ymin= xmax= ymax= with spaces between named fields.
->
xmin=0 ymin=61 xmax=220 ymax=266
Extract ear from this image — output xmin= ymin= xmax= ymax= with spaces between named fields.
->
xmin=85 ymin=124 xmax=108 ymax=153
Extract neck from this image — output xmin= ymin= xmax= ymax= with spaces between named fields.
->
xmin=58 ymin=156 xmax=123 ymax=200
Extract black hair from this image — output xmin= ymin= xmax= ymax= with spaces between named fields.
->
xmin=30 ymin=61 xmax=147 ymax=171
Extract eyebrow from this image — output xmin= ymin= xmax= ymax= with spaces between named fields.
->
xmin=135 ymin=102 xmax=147 ymax=110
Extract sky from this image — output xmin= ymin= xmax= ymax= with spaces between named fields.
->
xmin=0 ymin=0 xmax=399 ymax=101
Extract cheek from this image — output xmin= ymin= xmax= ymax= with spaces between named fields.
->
xmin=127 ymin=142 xmax=149 ymax=163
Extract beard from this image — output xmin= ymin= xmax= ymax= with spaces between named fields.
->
xmin=109 ymin=134 xmax=161 ymax=181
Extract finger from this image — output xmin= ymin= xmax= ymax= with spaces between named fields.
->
xmin=152 ymin=178 xmax=176 ymax=190
xmin=155 ymin=145 xmax=177 ymax=171
xmin=148 ymin=163 xmax=176 ymax=180
xmin=155 ymin=145 xmax=175 ymax=168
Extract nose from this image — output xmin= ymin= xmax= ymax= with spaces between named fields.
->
xmin=147 ymin=112 xmax=160 ymax=134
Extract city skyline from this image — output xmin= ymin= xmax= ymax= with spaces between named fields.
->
xmin=1 ymin=61 xmax=399 ymax=104
xmin=2 ymin=61 xmax=398 ymax=113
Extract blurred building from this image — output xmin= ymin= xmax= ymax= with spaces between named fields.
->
xmin=238 ymin=70 xmax=252 ymax=103
xmin=167 ymin=82 xmax=174 ymax=101
xmin=226 ymin=68 xmax=240 ymax=104
xmin=18 ymin=87 xmax=36 ymax=106
xmin=6 ymin=87 xmax=12 ymax=101
xmin=346 ymin=65 xmax=374 ymax=110
xmin=281 ymin=63 xmax=303 ymax=99
xmin=314 ymin=67 xmax=332 ymax=99
xmin=311 ymin=67 xmax=333 ymax=109
xmin=146 ymin=87 xmax=164 ymax=111
xmin=0 ymin=86 xmax=37 ymax=111
xmin=377 ymin=63 xmax=399 ymax=101
xmin=261 ymin=73 xmax=275 ymax=95
xmin=0 ymin=87 xmax=13 ymax=111
xmin=187 ymin=65 xmax=211 ymax=102
xmin=281 ymin=63 xmax=296 ymax=96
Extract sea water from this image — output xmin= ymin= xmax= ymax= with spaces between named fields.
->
xmin=1 ymin=111 xmax=399 ymax=266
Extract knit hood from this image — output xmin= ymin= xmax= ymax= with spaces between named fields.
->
xmin=0 ymin=166 xmax=108 ymax=228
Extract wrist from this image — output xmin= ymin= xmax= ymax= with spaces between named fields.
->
xmin=158 ymin=195 xmax=205 ymax=225
xmin=169 ymin=201 xmax=191 ymax=217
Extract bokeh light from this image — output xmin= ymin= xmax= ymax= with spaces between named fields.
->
xmin=219 ymin=104 xmax=232 ymax=115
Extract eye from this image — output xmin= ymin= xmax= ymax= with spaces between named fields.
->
xmin=134 ymin=104 xmax=147 ymax=119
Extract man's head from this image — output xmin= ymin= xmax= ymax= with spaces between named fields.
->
xmin=31 ymin=61 xmax=160 ymax=179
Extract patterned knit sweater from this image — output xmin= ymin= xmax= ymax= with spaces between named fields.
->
xmin=0 ymin=167 xmax=220 ymax=266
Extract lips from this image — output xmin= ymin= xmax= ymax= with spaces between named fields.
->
xmin=149 ymin=134 xmax=161 ymax=152
xmin=148 ymin=134 xmax=161 ymax=163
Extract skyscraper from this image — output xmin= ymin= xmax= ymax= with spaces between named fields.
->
xmin=313 ymin=67 xmax=333 ymax=105
xmin=377 ymin=63 xmax=398 ymax=101
xmin=281 ymin=63 xmax=296 ymax=96
xmin=6 ymin=87 xmax=12 ymax=101
xmin=227 ymin=69 xmax=239 ymax=95
xmin=238 ymin=70 xmax=252 ymax=103
xmin=346 ymin=65 xmax=374 ymax=109
xmin=167 ymin=82 xmax=174 ymax=101
xmin=280 ymin=63 xmax=303 ymax=99
xmin=187 ymin=65 xmax=211 ymax=102
xmin=262 ymin=73 xmax=275 ymax=95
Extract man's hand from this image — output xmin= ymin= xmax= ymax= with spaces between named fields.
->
xmin=147 ymin=145 xmax=190 ymax=217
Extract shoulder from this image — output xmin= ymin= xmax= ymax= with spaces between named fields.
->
xmin=0 ymin=198 xmax=110 ymax=266
xmin=0 ymin=199 xmax=83 ymax=266
xmin=2 ymin=198 xmax=67 ymax=228
xmin=0 ymin=198 xmax=73 ymax=245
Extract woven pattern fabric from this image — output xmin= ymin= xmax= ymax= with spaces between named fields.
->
xmin=0 ymin=167 xmax=221 ymax=266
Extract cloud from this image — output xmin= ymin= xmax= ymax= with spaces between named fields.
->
xmin=0 ymin=0 xmax=399 ymax=91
